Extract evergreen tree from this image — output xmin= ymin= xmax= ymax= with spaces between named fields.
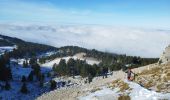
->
xmin=57 ymin=59 xmax=67 ymax=75
xmin=0 ymin=56 xmax=12 ymax=81
xmin=60 ymin=59 xmax=67 ymax=75
xmin=20 ymin=82 xmax=28 ymax=94
xmin=23 ymin=59 xmax=29 ymax=68
xmin=6 ymin=67 xmax=13 ymax=80
xmin=27 ymin=71 xmax=34 ymax=82
xmin=50 ymin=80 xmax=56 ymax=90
xmin=21 ymin=76 xmax=26 ymax=83
xmin=39 ymin=73 xmax=45 ymax=87
xmin=88 ymin=65 xmax=97 ymax=77
xmin=39 ymin=79 xmax=44 ymax=87
xmin=32 ymin=63 xmax=41 ymax=79
xmin=25 ymin=59 xmax=29 ymax=67
xmin=23 ymin=61 xmax=26 ymax=68
xmin=67 ymin=58 xmax=75 ymax=77
xmin=47 ymin=72 xmax=51 ymax=77
xmin=52 ymin=63 xmax=57 ymax=71
xmin=5 ymin=81 xmax=11 ymax=90
xmin=88 ymin=74 xmax=93 ymax=83
xmin=80 ymin=64 xmax=88 ymax=77
xmin=29 ymin=57 xmax=37 ymax=65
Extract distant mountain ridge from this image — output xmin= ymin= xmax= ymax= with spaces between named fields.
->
xmin=0 ymin=34 xmax=58 ymax=58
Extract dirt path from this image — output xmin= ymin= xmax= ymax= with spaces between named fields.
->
xmin=37 ymin=71 xmax=125 ymax=100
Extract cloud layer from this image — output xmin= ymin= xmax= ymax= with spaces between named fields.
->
xmin=0 ymin=24 xmax=170 ymax=58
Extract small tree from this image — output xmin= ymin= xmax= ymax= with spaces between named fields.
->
xmin=25 ymin=59 xmax=28 ymax=67
xmin=20 ymin=82 xmax=28 ymax=94
xmin=6 ymin=67 xmax=13 ymax=80
xmin=27 ymin=71 xmax=34 ymax=82
xmin=39 ymin=79 xmax=44 ymax=87
xmin=39 ymin=74 xmax=45 ymax=87
xmin=5 ymin=81 xmax=11 ymax=90
xmin=47 ymin=72 xmax=51 ymax=77
xmin=23 ymin=61 xmax=26 ymax=68
xmin=88 ymin=74 xmax=93 ymax=83
xmin=21 ymin=76 xmax=26 ymax=83
xmin=50 ymin=80 xmax=56 ymax=90
xmin=32 ymin=63 xmax=41 ymax=79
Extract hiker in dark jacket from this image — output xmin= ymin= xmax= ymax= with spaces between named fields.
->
xmin=127 ymin=68 xmax=135 ymax=81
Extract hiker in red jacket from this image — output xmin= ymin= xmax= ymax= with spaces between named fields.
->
xmin=127 ymin=68 xmax=134 ymax=81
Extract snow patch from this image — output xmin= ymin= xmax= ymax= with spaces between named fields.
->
xmin=0 ymin=45 xmax=17 ymax=55
xmin=125 ymin=80 xmax=170 ymax=100
xmin=79 ymin=79 xmax=170 ymax=100
xmin=12 ymin=67 xmax=32 ymax=80
xmin=79 ymin=87 xmax=118 ymax=100
xmin=42 ymin=54 xmax=100 ymax=69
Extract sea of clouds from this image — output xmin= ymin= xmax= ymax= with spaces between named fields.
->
xmin=0 ymin=23 xmax=170 ymax=58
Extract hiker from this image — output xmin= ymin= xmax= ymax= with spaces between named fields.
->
xmin=127 ymin=68 xmax=135 ymax=81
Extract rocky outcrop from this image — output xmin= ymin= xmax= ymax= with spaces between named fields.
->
xmin=135 ymin=63 xmax=170 ymax=93
xmin=132 ymin=45 xmax=170 ymax=93
xmin=159 ymin=45 xmax=170 ymax=64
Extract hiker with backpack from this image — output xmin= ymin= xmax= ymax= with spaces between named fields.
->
xmin=126 ymin=68 xmax=136 ymax=81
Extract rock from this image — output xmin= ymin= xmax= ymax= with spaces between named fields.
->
xmin=159 ymin=45 xmax=170 ymax=64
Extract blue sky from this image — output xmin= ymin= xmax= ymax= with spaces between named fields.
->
xmin=0 ymin=0 xmax=170 ymax=28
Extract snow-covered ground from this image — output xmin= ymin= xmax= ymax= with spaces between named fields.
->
xmin=37 ymin=68 xmax=170 ymax=100
xmin=12 ymin=66 xmax=32 ymax=80
xmin=42 ymin=53 xmax=101 ymax=69
xmin=79 ymin=87 xmax=119 ymax=100
xmin=79 ymin=79 xmax=170 ymax=100
xmin=10 ymin=60 xmax=32 ymax=80
xmin=126 ymin=80 xmax=170 ymax=100
xmin=37 ymin=51 xmax=58 ymax=58
xmin=0 ymin=60 xmax=52 ymax=100
xmin=0 ymin=81 xmax=50 ymax=100
xmin=0 ymin=46 xmax=15 ymax=50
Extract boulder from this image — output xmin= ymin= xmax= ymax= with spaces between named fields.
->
xmin=159 ymin=45 xmax=170 ymax=64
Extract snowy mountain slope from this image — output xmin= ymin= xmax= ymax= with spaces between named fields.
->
xmin=0 ymin=80 xmax=50 ymax=100
xmin=0 ymin=59 xmax=52 ymax=100
xmin=80 ymin=45 xmax=170 ymax=100
xmin=37 ymin=68 xmax=170 ymax=100
xmin=37 ymin=46 xmax=170 ymax=100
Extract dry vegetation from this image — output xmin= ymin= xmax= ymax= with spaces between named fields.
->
xmin=118 ymin=95 xmax=131 ymax=100
xmin=109 ymin=79 xmax=130 ymax=92
xmin=135 ymin=63 xmax=170 ymax=93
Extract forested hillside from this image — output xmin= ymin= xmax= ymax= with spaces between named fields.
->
xmin=37 ymin=46 xmax=159 ymax=80
xmin=0 ymin=34 xmax=57 ymax=58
